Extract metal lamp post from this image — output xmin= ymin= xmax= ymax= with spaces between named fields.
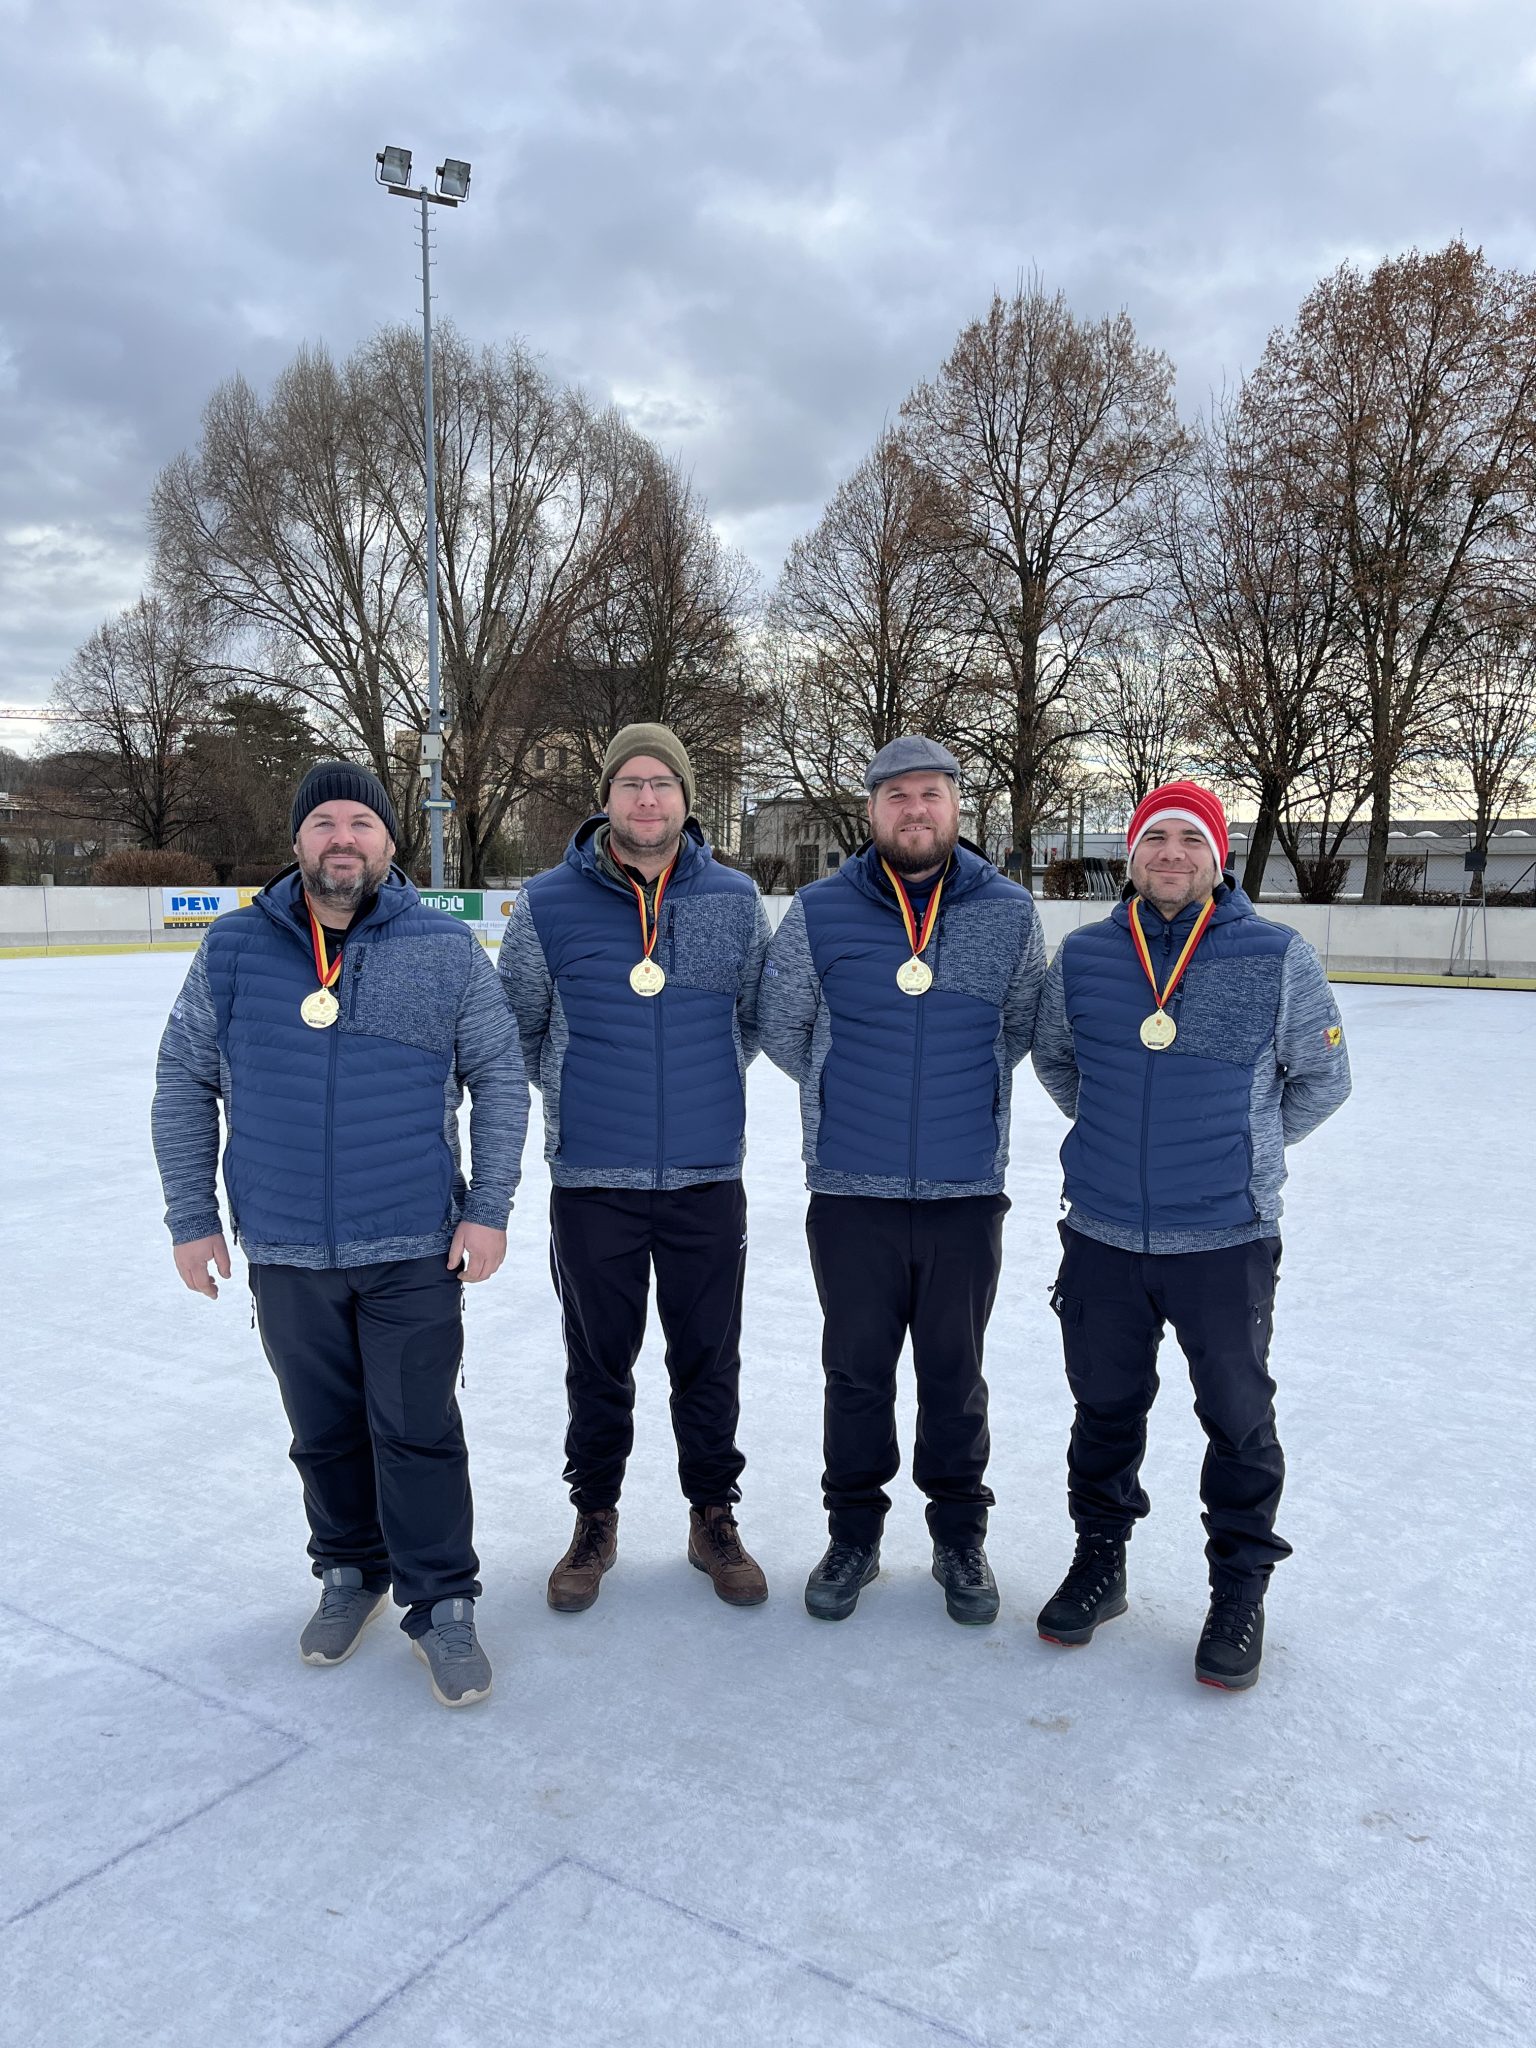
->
xmin=374 ymin=146 xmax=473 ymax=889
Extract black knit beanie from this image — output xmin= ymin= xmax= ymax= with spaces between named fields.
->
xmin=291 ymin=762 xmax=400 ymax=843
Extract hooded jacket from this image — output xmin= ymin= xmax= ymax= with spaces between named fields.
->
xmin=151 ymin=866 xmax=527 ymax=1267
xmin=1029 ymin=882 xmax=1351 ymax=1253
xmin=758 ymin=840 xmax=1045 ymax=1198
xmin=499 ymin=817 xmax=770 ymax=1190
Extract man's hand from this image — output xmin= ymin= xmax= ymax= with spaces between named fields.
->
xmin=448 ymin=1222 xmax=507 ymax=1284
xmin=173 ymin=1234 xmax=232 ymax=1299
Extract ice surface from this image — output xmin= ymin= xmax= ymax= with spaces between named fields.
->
xmin=1 ymin=954 xmax=1532 ymax=2047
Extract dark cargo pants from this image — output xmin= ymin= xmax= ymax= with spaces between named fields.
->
xmin=1050 ymin=1223 xmax=1291 ymax=1597
xmin=807 ymin=1192 xmax=1008 ymax=1548
xmin=248 ymin=1255 xmax=478 ymax=1635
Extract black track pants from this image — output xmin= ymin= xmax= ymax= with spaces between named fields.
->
xmin=248 ymin=1256 xmax=478 ymax=1634
xmin=549 ymin=1181 xmax=748 ymax=1513
xmin=1050 ymin=1223 xmax=1291 ymax=1597
xmin=806 ymin=1192 xmax=1007 ymax=1547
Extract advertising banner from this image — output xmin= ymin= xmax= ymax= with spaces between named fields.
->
xmin=420 ymin=888 xmax=516 ymax=943
xmin=160 ymin=887 xmax=262 ymax=929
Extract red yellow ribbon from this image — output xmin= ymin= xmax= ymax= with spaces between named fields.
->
xmin=626 ymin=857 xmax=676 ymax=964
xmin=879 ymin=856 xmax=948 ymax=960
xmin=306 ymin=906 xmax=344 ymax=993
xmin=1129 ymin=895 xmax=1216 ymax=1015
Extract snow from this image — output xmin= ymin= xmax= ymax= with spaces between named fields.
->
xmin=1 ymin=953 xmax=1533 ymax=2048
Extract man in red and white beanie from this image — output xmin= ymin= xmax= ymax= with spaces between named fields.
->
xmin=1029 ymin=776 xmax=1351 ymax=1690
xmin=1126 ymin=780 xmax=1229 ymax=882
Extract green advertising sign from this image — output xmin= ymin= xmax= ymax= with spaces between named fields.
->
xmin=419 ymin=890 xmax=484 ymax=920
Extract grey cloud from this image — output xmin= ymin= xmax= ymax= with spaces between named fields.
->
xmin=3 ymin=0 xmax=1534 ymax=723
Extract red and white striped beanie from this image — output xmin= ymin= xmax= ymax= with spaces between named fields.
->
xmin=1127 ymin=780 xmax=1229 ymax=872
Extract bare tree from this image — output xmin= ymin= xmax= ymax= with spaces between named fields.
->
xmin=551 ymin=443 xmax=754 ymax=847
xmin=152 ymin=346 xmax=424 ymax=857
xmin=757 ymin=429 xmax=976 ymax=837
xmin=901 ymin=281 xmax=1188 ymax=883
xmin=1079 ymin=617 xmax=1203 ymax=809
xmin=1259 ymin=242 xmax=1536 ymax=899
xmin=1164 ymin=388 xmax=1348 ymax=897
xmin=49 ymin=596 xmax=215 ymax=847
xmin=1428 ymin=623 xmax=1536 ymax=868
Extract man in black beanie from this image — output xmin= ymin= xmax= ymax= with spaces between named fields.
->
xmin=153 ymin=762 xmax=529 ymax=1708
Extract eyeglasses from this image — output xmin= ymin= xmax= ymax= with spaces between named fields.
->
xmin=611 ymin=776 xmax=683 ymax=796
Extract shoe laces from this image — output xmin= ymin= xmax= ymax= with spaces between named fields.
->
xmin=1059 ymin=1537 xmax=1123 ymax=1607
xmin=430 ymin=1615 xmax=478 ymax=1661
xmin=935 ymin=1545 xmax=989 ymax=1587
xmin=567 ymin=1517 xmax=612 ymax=1570
xmin=703 ymin=1512 xmax=745 ymax=1564
xmin=318 ymin=1583 xmax=369 ymax=1619
xmin=1204 ymin=1595 xmax=1261 ymax=1649
xmin=820 ymin=1542 xmax=870 ymax=1580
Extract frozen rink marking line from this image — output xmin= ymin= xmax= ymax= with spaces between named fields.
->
xmin=0 ymin=1598 xmax=309 ymax=1933
xmin=2 ymin=1750 xmax=303 ymax=1933
xmin=319 ymin=1853 xmax=998 ymax=2048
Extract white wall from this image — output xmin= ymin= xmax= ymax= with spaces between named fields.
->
xmin=4 ymin=885 xmax=1534 ymax=977
xmin=762 ymin=893 xmax=1536 ymax=977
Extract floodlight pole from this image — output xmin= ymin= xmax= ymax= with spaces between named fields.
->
xmin=418 ymin=188 xmax=445 ymax=890
xmin=378 ymin=152 xmax=466 ymax=889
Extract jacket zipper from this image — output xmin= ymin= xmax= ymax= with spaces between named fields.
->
xmin=1139 ymin=918 xmax=1175 ymax=1253
xmin=654 ymin=902 xmax=670 ymax=1190
xmin=324 ymin=1009 xmax=339 ymax=1263
xmin=907 ymin=917 xmax=935 ymax=1193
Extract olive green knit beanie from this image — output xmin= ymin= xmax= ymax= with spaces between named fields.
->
xmin=598 ymin=723 xmax=696 ymax=814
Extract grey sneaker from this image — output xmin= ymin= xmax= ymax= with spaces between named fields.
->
xmin=299 ymin=1566 xmax=390 ymax=1666
xmin=412 ymin=1596 xmax=493 ymax=1707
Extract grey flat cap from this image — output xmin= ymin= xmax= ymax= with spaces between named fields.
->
xmin=864 ymin=735 xmax=962 ymax=792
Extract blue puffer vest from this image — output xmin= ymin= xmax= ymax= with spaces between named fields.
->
xmin=1058 ymin=885 xmax=1290 ymax=1243
xmin=521 ymin=819 xmax=757 ymax=1183
xmin=801 ymin=842 xmax=1020 ymax=1188
xmin=202 ymin=868 xmax=472 ymax=1258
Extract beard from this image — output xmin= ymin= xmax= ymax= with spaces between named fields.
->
xmin=298 ymin=847 xmax=391 ymax=911
xmin=609 ymin=817 xmax=683 ymax=868
xmin=871 ymin=815 xmax=959 ymax=878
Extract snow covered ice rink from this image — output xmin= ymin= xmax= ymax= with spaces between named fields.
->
xmin=2 ymin=951 xmax=1532 ymax=2048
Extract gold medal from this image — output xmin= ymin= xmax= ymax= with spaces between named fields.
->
xmin=1128 ymin=897 xmax=1216 ymax=1054
xmin=880 ymin=857 xmax=947 ymax=1001
xmin=301 ymin=988 xmax=340 ymax=1029
xmin=629 ymin=958 xmax=666 ymax=997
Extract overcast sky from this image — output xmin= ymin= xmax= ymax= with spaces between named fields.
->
xmin=3 ymin=0 xmax=1534 ymax=744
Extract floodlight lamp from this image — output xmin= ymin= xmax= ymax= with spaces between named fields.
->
xmin=376 ymin=145 xmax=413 ymax=187
xmin=436 ymin=158 xmax=471 ymax=200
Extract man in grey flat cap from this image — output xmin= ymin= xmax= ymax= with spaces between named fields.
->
xmin=759 ymin=737 xmax=1045 ymax=1625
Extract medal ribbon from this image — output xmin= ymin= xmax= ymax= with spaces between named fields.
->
xmin=306 ymin=906 xmax=344 ymax=995
xmin=879 ymin=856 xmax=948 ymax=960
xmin=626 ymin=857 xmax=676 ymax=964
xmin=1129 ymin=895 xmax=1216 ymax=1014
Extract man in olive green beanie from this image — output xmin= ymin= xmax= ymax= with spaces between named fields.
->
xmin=500 ymin=719 xmax=772 ymax=1614
xmin=598 ymin=723 xmax=696 ymax=816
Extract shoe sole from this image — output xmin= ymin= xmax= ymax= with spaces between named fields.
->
xmin=689 ymin=1552 xmax=769 ymax=1605
xmin=299 ymin=1589 xmax=391 ymax=1666
xmin=547 ymin=1555 xmax=615 ymax=1613
xmin=804 ymin=1556 xmax=880 ymax=1621
xmin=931 ymin=1563 xmax=999 ymax=1626
xmin=1196 ymin=1664 xmax=1261 ymax=1691
xmin=412 ymin=1638 xmax=492 ymax=1707
xmin=1037 ymin=1594 xmax=1129 ymax=1647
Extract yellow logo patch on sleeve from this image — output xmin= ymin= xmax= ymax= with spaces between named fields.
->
xmin=1324 ymin=1024 xmax=1343 ymax=1049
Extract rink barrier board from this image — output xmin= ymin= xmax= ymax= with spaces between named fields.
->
xmin=2 ymin=940 xmax=1533 ymax=991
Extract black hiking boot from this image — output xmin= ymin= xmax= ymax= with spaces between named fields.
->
xmin=1195 ymin=1590 xmax=1265 ymax=1690
xmin=1036 ymin=1533 xmax=1128 ymax=1646
xmin=804 ymin=1540 xmax=881 ymax=1621
xmin=931 ymin=1543 xmax=1000 ymax=1626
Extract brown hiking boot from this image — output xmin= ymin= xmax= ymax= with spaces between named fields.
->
xmin=688 ymin=1505 xmax=768 ymax=1607
xmin=547 ymin=1509 xmax=618 ymax=1613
